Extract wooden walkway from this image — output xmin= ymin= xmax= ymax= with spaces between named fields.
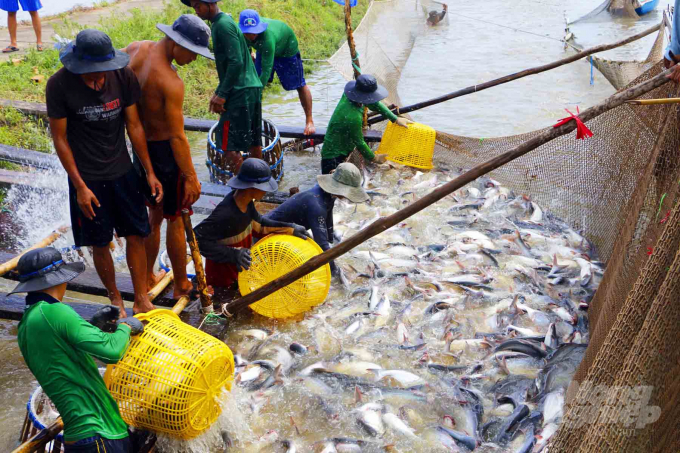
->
xmin=0 ymin=292 xmax=134 ymax=321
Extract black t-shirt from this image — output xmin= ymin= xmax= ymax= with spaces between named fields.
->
xmin=46 ymin=67 xmax=141 ymax=181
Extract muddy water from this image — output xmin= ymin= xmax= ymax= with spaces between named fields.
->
xmin=0 ymin=0 xmax=671 ymax=450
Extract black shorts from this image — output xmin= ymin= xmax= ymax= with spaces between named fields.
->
xmin=69 ymin=167 xmax=151 ymax=248
xmin=65 ymin=436 xmax=130 ymax=453
xmin=321 ymin=156 xmax=347 ymax=175
xmin=135 ymin=140 xmax=193 ymax=221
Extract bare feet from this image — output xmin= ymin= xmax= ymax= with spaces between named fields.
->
xmin=112 ymin=299 xmax=128 ymax=319
xmin=133 ymin=297 xmax=156 ymax=315
xmin=173 ymin=279 xmax=194 ymax=299
xmin=147 ymin=269 xmax=167 ymax=293
xmin=304 ymin=121 xmax=316 ymax=136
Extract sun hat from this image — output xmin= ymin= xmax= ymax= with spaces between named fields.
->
xmin=317 ymin=163 xmax=369 ymax=203
xmin=180 ymin=0 xmax=220 ymax=7
xmin=60 ymin=29 xmax=130 ymax=75
xmin=239 ymin=9 xmax=268 ymax=34
xmin=227 ymin=158 xmax=278 ymax=192
xmin=344 ymin=74 xmax=389 ymax=105
xmin=9 ymin=247 xmax=85 ymax=296
xmin=157 ymin=14 xmax=214 ymax=60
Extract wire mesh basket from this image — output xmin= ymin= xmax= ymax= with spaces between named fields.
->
xmin=104 ymin=310 xmax=234 ymax=440
xmin=238 ymin=234 xmax=331 ymax=319
xmin=378 ymin=121 xmax=436 ymax=170
xmin=206 ymin=119 xmax=284 ymax=184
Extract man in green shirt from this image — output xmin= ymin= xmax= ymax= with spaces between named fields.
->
xmin=321 ymin=74 xmax=410 ymax=174
xmin=239 ymin=9 xmax=316 ymax=135
xmin=14 ymin=247 xmax=144 ymax=452
xmin=186 ymin=0 xmax=263 ymax=174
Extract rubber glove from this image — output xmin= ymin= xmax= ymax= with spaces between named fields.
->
xmin=118 ymin=317 xmax=144 ymax=335
xmin=291 ymin=224 xmax=311 ymax=239
xmin=90 ymin=305 xmax=120 ymax=333
xmin=395 ymin=117 xmax=412 ymax=128
xmin=235 ymin=248 xmax=252 ymax=272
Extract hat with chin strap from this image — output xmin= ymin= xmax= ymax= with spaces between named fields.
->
xmin=9 ymin=247 xmax=85 ymax=295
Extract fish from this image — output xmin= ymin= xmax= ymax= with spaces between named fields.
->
xmin=368 ymin=369 xmax=424 ymax=386
xmin=374 ymin=294 xmax=391 ymax=327
xmin=382 ymin=412 xmax=417 ymax=438
xmin=355 ymin=403 xmax=385 ymax=436
xmin=437 ymin=425 xmax=478 ymax=451
xmin=368 ymin=286 xmax=381 ymax=310
xmin=495 ymin=338 xmax=548 ymax=359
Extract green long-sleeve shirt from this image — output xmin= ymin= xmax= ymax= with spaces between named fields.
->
xmin=321 ymin=94 xmax=399 ymax=161
xmin=18 ymin=293 xmax=131 ymax=442
xmin=250 ymin=18 xmax=300 ymax=87
xmin=211 ymin=12 xmax=262 ymax=106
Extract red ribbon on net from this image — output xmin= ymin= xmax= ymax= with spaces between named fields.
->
xmin=552 ymin=107 xmax=593 ymax=140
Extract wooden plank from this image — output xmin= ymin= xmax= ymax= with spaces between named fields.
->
xmin=0 ymin=99 xmax=382 ymax=141
xmin=0 ymin=292 xmax=133 ymax=321
xmin=0 ymin=251 xmax=175 ymax=307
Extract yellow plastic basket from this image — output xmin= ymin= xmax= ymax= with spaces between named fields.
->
xmin=104 ymin=310 xmax=234 ymax=440
xmin=377 ymin=121 xmax=436 ymax=170
xmin=238 ymin=234 xmax=331 ymax=319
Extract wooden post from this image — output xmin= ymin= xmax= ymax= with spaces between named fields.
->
xmin=343 ymin=0 xmax=369 ymax=127
xmin=181 ymin=209 xmax=213 ymax=313
xmin=147 ymin=270 xmax=173 ymax=301
xmin=0 ymin=225 xmax=69 ymax=277
xmin=368 ymin=21 xmax=663 ymax=124
xmin=11 ymin=417 xmax=63 ymax=453
xmin=223 ymin=69 xmax=673 ymax=315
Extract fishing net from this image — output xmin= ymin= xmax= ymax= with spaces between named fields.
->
xmin=586 ymin=15 xmax=669 ymax=90
xmin=570 ymin=0 xmax=639 ymax=25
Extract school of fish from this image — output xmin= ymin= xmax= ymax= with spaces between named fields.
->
xmin=208 ymin=163 xmax=598 ymax=452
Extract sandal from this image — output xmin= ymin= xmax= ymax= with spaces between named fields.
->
xmin=36 ymin=44 xmax=44 ymax=51
xmin=2 ymin=46 xmax=19 ymax=53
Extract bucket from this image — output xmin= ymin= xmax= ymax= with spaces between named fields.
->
xmin=206 ymin=119 xmax=284 ymax=184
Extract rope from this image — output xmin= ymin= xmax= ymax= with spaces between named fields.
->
xmin=197 ymin=312 xmax=224 ymax=330
xmin=455 ymin=12 xmax=568 ymax=45
xmin=352 ymin=50 xmax=362 ymax=74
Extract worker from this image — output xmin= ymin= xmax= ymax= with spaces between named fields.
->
xmin=321 ymin=74 xmax=411 ymax=174
xmin=46 ymin=29 xmax=163 ymax=316
xmin=264 ymin=163 xmax=369 ymax=276
xmin=239 ymin=9 xmax=316 ymax=135
xmin=186 ymin=0 xmax=263 ymax=174
xmin=665 ymin=0 xmax=680 ymax=82
xmin=193 ymin=158 xmax=309 ymax=295
xmin=14 ymin=247 xmax=144 ymax=452
xmin=427 ymin=3 xmax=448 ymax=26
xmin=123 ymin=14 xmax=212 ymax=299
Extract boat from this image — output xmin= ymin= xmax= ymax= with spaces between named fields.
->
xmin=634 ymin=0 xmax=659 ymax=16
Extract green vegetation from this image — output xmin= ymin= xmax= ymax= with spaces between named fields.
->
xmin=0 ymin=0 xmax=368 ymax=118
xmin=0 ymin=106 xmax=52 ymax=169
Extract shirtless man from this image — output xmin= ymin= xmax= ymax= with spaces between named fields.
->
xmin=427 ymin=3 xmax=447 ymax=26
xmin=123 ymin=15 xmax=213 ymax=298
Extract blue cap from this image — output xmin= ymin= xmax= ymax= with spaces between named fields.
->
xmin=239 ymin=9 xmax=268 ymax=34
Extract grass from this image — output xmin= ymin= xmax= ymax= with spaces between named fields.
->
xmin=0 ymin=106 xmax=52 ymax=169
xmin=0 ymin=0 xmax=369 ymax=119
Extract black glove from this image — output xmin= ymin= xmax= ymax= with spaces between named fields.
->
xmin=90 ymin=305 xmax=120 ymax=333
xmin=291 ymin=224 xmax=311 ymax=239
xmin=234 ymin=248 xmax=252 ymax=272
xmin=330 ymin=261 xmax=339 ymax=277
xmin=118 ymin=317 xmax=144 ymax=336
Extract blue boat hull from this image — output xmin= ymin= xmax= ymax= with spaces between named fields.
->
xmin=635 ymin=0 xmax=660 ymax=16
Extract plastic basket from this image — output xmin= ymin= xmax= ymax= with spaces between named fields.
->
xmin=206 ymin=119 xmax=284 ymax=184
xmin=238 ymin=235 xmax=331 ymax=319
xmin=377 ymin=121 xmax=436 ymax=170
xmin=104 ymin=310 xmax=234 ymax=440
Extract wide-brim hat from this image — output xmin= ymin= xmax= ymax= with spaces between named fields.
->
xmin=317 ymin=163 xmax=369 ymax=203
xmin=60 ymin=29 xmax=130 ymax=75
xmin=9 ymin=247 xmax=86 ymax=295
xmin=344 ymin=74 xmax=388 ymax=105
xmin=157 ymin=18 xmax=214 ymax=60
xmin=227 ymin=158 xmax=278 ymax=192
xmin=181 ymin=0 xmax=220 ymax=6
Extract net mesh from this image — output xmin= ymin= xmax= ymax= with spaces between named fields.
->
xmin=570 ymin=0 xmax=640 ymax=25
xmin=329 ymin=3 xmax=680 ymax=449
xmin=587 ymin=17 xmax=668 ymax=90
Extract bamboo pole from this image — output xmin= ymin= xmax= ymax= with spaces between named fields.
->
xmin=222 ymin=69 xmax=673 ymax=316
xmin=344 ymin=0 xmax=361 ymax=79
xmin=368 ymin=21 xmax=662 ymax=124
xmin=0 ymin=225 xmax=69 ymax=276
xmin=148 ymin=269 xmax=173 ymax=301
xmin=171 ymin=295 xmax=191 ymax=316
xmin=181 ymin=209 xmax=213 ymax=313
xmin=11 ymin=417 xmax=63 ymax=453
xmin=625 ymin=97 xmax=680 ymax=105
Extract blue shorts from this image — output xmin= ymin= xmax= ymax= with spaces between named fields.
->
xmin=0 ymin=0 xmax=42 ymax=12
xmin=255 ymin=52 xmax=307 ymax=91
